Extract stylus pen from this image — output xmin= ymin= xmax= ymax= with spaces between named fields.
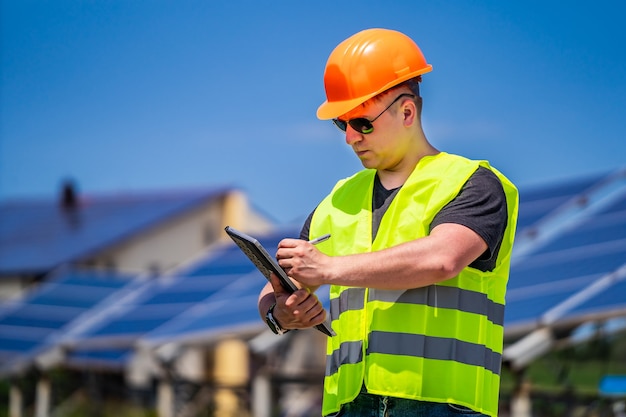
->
xmin=309 ymin=234 xmax=331 ymax=245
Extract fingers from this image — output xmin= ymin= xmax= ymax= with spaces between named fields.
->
xmin=271 ymin=283 xmax=326 ymax=329
xmin=276 ymin=239 xmax=325 ymax=287
xmin=288 ymin=295 xmax=326 ymax=328
xmin=276 ymin=238 xmax=314 ymax=261
xmin=275 ymin=240 xmax=299 ymax=265
xmin=277 ymin=238 xmax=302 ymax=249
xmin=270 ymin=239 xmax=327 ymax=329
xmin=298 ymin=297 xmax=327 ymax=327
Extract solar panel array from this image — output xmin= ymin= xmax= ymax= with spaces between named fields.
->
xmin=505 ymin=170 xmax=626 ymax=339
xmin=0 ymin=270 xmax=138 ymax=375
xmin=63 ymin=227 xmax=309 ymax=368
xmin=0 ymin=171 xmax=624 ymax=376
xmin=514 ymin=174 xmax=603 ymax=232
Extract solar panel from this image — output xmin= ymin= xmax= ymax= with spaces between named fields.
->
xmin=539 ymin=215 xmax=626 ymax=253
xmin=597 ymin=191 xmax=626 ymax=215
xmin=515 ymin=174 xmax=603 ymax=231
xmin=142 ymin=277 xmax=266 ymax=345
xmin=504 ymin=275 xmax=599 ymax=334
xmin=71 ymin=274 xmax=237 ymax=342
xmin=180 ymin=247 xmax=258 ymax=276
xmin=0 ymin=270 xmax=137 ymax=375
xmin=65 ymin=347 xmax=133 ymax=370
xmin=177 ymin=229 xmax=293 ymax=277
xmin=554 ymin=268 xmax=626 ymax=323
xmin=510 ymin=248 xmax=626 ymax=290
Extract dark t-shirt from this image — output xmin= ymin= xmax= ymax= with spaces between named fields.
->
xmin=300 ymin=167 xmax=508 ymax=272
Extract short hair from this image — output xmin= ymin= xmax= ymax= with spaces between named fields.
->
xmin=379 ymin=75 xmax=422 ymax=99
xmin=370 ymin=76 xmax=423 ymax=116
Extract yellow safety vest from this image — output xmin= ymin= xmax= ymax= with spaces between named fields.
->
xmin=310 ymin=152 xmax=518 ymax=417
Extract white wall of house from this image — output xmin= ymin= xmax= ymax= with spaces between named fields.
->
xmin=0 ymin=276 xmax=30 ymax=301
xmin=86 ymin=191 xmax=273 ymax=275
xmin=89 ymin=196 xmax=222 ymax=274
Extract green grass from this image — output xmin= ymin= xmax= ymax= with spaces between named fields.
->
xmin=501 ymin=331 xmax=626 ymax=396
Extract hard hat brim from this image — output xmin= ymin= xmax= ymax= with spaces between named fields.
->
xmin=316 ymin=65 xmax=432 ymax=120
xmin=316 ymin=95 xmax=378 ymax=120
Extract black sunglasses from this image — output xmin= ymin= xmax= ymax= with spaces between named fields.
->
xmin=332 ymin=93 xmax=415 ymax=134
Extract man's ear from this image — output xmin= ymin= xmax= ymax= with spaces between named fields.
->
xmin=403 ymin=102 xmax=417 ymax=127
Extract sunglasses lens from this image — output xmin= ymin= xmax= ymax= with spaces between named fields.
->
xmin=332 ymin=118 xmax=374 ymax=134
xmin=332 ymin=119 xmax=347 ymax=132
xmin=350 ymin=119 xmax=374 ymax=134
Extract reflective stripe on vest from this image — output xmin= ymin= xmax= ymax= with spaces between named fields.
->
xmin=332 ymin=286 xmax=505 ymax=327
xmin=311 ymin=152 xmax=519 ymax=417
xmin=325 ymin=331 xmax=502 ymax=376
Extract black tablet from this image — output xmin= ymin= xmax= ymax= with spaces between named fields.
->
xmin=224 ymin=226 xmax=335 ymax=336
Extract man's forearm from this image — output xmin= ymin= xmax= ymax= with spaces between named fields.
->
xmin=258 ymin=283 xmax=275 ymax=319
xmin=298 ymin=224 xmax=487 ymax=290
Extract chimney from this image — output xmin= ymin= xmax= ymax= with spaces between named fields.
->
xmin=59 ymin=179 xmax=79 ymax=211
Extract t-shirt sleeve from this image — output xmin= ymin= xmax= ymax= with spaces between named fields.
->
xmin=429 ymin=167 xmax=508 ymax=272
xmin=300 ymin=210 xmax=315 ymax=241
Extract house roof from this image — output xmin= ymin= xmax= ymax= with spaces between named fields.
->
xmin=0 ymin=186 xmax=233 ymax=276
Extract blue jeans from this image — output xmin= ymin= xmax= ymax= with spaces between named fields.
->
xmin=325 ymin=391 xmax=487 ymax=417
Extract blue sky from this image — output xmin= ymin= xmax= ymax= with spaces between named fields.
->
xmin=2 ymin=0 xmax=625 ymax=225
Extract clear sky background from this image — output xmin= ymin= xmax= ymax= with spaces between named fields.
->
xmin=2 ymin=0 xmax=625 ymax=225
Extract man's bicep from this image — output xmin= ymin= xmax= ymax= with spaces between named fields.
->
xmin=429 ymin=222 xmax=489 ymax=270
xmin=429 ymin=168 xmax=507 ymax=269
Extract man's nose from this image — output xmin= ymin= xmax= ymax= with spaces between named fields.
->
xmin=345 ymin=126 xmax=362 ymax=146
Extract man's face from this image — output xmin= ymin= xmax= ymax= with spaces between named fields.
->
xmin=337 ymin=93 xmax=413 ymax=172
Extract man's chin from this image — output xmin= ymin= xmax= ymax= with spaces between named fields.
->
xmin=357 ymin=154 xmax=375 ymax=168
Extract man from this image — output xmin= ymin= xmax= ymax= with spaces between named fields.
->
xmin=258 ymin=28 xmax=518 ymax=417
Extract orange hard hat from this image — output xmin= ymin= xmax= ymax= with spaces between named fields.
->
xmin=317 ymin=28 xmax=433 ymax=120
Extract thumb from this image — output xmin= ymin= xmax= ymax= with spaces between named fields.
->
xmin=269 ymin=273 xmax=290 ymax=297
